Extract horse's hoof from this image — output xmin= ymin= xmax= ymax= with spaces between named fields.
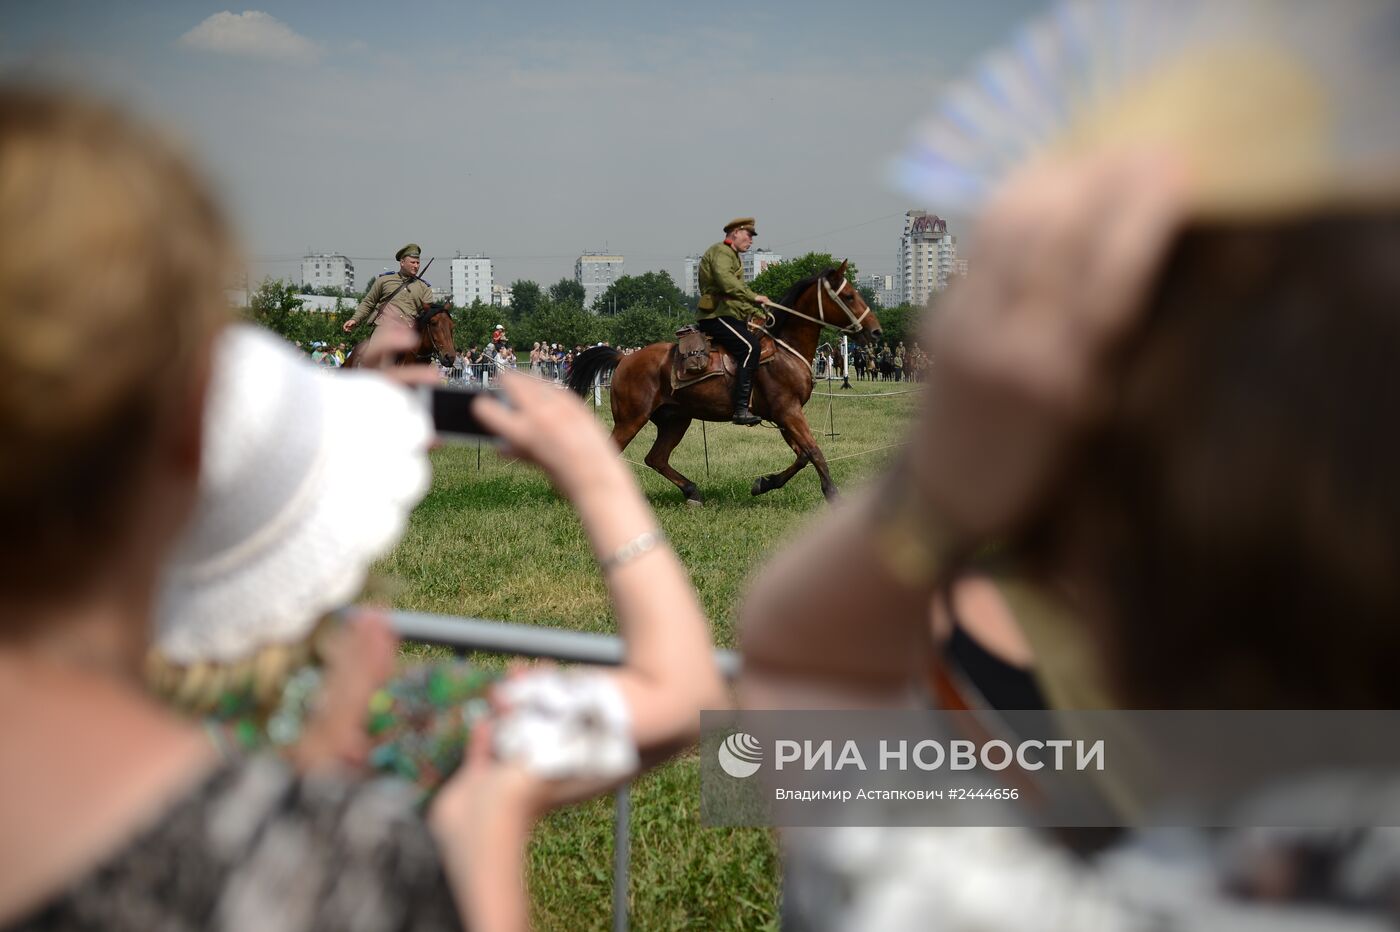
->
xmin=751 ymin=477 xmax=768 ymax=496
xmin=685 ymin=497 xmax=704 ymax=508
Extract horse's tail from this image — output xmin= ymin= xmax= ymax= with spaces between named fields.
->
xmin=565 ymin=345 xmax=623 ymax=397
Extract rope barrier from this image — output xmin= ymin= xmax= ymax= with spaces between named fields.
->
xmin=809 ymin=386 xmax=925 ymax=398
xmin=822 ymin=440 xmax=908 ymax=463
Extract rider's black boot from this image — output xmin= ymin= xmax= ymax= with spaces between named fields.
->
xmin=731 ymin=368 xmax=761 ymax=426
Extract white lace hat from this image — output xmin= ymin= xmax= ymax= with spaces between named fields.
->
xmin=154 ymin=324 xmax=432 ymax=663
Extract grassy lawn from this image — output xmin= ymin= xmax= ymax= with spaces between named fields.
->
xmin=382 ymin=377 xmax=920 ymax=930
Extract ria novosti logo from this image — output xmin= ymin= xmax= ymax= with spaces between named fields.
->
xmin=717 ymin=732 xmax=763 ymax=778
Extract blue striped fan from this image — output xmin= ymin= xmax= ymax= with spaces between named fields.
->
xmin=892 ymin=0 xmax=1400 ymax=216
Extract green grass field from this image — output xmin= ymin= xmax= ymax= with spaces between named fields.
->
xmin=383 ymin=376 xmax=920 ymax=930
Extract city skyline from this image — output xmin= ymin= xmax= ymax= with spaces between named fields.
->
xmin=4 ymin=1 xmax=1048 ymax=285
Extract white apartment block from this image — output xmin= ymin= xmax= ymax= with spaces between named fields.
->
xmin=682 ymin=256 xmax=701 ymax=297
xmin=450 ymin=255 xmax=493 ymax=307
xmin=898 ymin=211 xmax=957 ymax=308
xmin=576 ymin=252 xmax=624 ymax=309
xmin=742 ymin=248 xmax=784 ymax=282
xmin=491 ymin=283 xmax=513 ymax=307
xmin=301 ymin=253 xmax=355 ymax=291
xmin=291 ymin=293 xmax=349 ymax=313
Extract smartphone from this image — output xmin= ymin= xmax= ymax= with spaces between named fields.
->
xmin=420 ymin=385 xmax=500 ymax=441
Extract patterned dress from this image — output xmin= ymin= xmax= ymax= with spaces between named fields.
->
xmin=206 ymin=661 xmax=497 ymax=802
xmin=15 ymin=755 xmax=463 ymax=931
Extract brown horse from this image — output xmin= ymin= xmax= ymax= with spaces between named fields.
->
xmin=566 ymin=262 xmax=881 ymax=504
xmin=343 ymin=303 xmax=458 ymax=369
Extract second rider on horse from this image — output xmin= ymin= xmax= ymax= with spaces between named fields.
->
xmin=696 ymin=217 xmax=771 ymax=425
xmin=343 ymin=243 xmax=432 ymax=335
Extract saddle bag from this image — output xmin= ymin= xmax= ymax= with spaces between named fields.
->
xmin=675 ymin=325 xmax=709 ymax=374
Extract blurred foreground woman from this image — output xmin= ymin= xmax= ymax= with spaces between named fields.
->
xmin=0 ymin=87 xmax=724 ymax=932
xmin=739 ymin=1 xmax=1400 ymax=926
xmin=0 ymin=89 xmax=471 ymax=930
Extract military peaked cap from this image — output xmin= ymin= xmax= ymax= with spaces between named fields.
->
xmin=395 ymin=243 xmax=422 ymax=261
xmin=723 ymin=217 xmax=757 ymax=235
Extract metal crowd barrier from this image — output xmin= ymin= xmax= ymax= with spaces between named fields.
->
xmin=389 ymin=610 xmax=741 ymax=932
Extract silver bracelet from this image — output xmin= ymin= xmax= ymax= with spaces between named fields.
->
xmin=598 ymin=529 xmax=666 ymax=573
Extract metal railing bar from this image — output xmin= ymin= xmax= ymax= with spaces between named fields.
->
xmin=388 ymin=610 xmax=743 ymax=679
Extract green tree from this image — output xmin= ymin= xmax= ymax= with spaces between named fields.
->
xmin=515 ymin=300 xmax=603 ymax=350
xmin=243 ymin=277 xmax=355 ymax=349
xmin=592 ymin=271 xmax=687 ymax=316
xmin=452 ymin=299 xmax=496 ymax=351
xmin=509 ymin=280 xmax=544 ymax=319
xmin=548 ymin=278 xmax=585 ymax=310
xmin=864 ymin=303 xmax=925 ymax=349
xmin=749 ymin=252 xmax=859 ymax=304
xmin=247 ymin=278 xmax=301 ymax=336
xmin=607 ymin=305 xmax=678 ymax=348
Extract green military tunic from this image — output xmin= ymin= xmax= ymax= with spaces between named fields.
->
xmin=697 ymin=241 xmax=763 ymax=321
xmin=349 ymin=271 xmax=433 ymax=328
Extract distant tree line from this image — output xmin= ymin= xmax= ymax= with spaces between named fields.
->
xmin=240 ymin=253 xmax=930 ymax=353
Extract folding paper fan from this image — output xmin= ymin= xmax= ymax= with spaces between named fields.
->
xmin=892 ymin=0 xmax=1400 ymax=217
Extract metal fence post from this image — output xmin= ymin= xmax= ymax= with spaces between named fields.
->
xmin=613 ymin=785 xmax=631 ymax=932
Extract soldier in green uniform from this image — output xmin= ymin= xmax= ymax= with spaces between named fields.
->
xmin=342 ymin=243 xmax=433 ymax=334
xmin=696 ymin=217 xmax=771 ymax=425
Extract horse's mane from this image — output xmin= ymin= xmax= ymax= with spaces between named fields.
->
xmin=777 ymin=268 xmax=837 ymax=307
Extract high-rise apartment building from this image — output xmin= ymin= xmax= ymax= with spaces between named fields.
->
xmin=576 ymin=252 xmax=624 ymax=309
xmin=491 ymin=283 xmax=513 ymax=307
xmin=897 ymin=212 xmax=956 ymax=308
xmin=450 ymin=255 xmax=492 ymax=308
xmin=301 ymin=253 xmax=355 ymax=291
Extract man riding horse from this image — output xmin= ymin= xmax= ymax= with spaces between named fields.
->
xmin=695 ymin=217 xmax=772 ymax=425
xmin=343 ymin=243 xmax=433 ymax=336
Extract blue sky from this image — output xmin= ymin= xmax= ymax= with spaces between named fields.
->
xmin=4 ymin=1 xmax=1047 ymax=287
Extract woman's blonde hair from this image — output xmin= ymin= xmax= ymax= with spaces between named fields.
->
xmin=146 ymin=615 xmax=338 ymax=718
xmin=0 ymin=87 xmax=235 ymax=602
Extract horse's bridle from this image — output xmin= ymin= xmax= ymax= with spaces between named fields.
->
xmin=764 ymin=276 xmax=872 ymax=335
xmin=754 ymin=275 xmax=874 ymax=379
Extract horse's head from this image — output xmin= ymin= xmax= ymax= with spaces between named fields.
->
xmin=802 ymin=261 xmax=882 ymax=345
xmin=418 ymin=303 xmax=458 ymax=366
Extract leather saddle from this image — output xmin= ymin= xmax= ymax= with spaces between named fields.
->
xmin=670 ymin=328 xmax=776 ymax=391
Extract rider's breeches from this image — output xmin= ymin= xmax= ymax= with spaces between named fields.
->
xmin=697 ymin=317 xmax=761 ymax=376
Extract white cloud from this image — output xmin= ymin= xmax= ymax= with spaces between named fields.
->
xmin=177 ymin=11 xmax=320 ymax=63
